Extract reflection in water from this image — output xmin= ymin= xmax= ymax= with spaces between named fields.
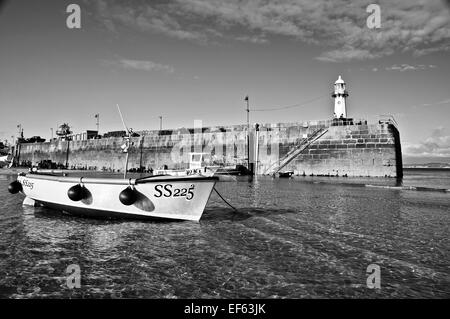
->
xmin=0 ymin=172 xmax=449 ymax=298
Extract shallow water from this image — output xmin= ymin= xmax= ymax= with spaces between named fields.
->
xmin=0 ymin=170 xmax=449 ymax=298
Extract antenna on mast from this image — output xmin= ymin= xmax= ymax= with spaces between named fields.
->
xmin=117 ymin=104 xmax=131 ymax=179
xmin=117 ymin=104 xmax=130 ymax=136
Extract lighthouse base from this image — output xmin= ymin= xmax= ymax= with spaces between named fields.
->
xmin=331 ymin=117 xmax=356 ymax=126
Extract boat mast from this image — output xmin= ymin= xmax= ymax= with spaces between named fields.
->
xmin=117 ymin=104 xmax=131 ymax=179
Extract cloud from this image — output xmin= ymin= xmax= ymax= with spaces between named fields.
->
xmin=436 ymin=98 xmax=450 ymax=105
xmin=413 ymin=97 xmax=450 ymax=108
xmin=89 ymin=0 xmax=450 ymax=62
xmin=316 ymin=48 xmax=383 ymax=63
xmin=235 ymin=35 xmax=269 ymax=44
xmin=105 ymin=58 xmax=175 ymax=74
xmin=385 ymin=64 xmax=437 ymax=71
xmin=403 ymin=127 xmax=450 ymax=158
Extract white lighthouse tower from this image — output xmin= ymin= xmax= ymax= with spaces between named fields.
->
xmin=332 ymin=75 xmax=348 ymax=119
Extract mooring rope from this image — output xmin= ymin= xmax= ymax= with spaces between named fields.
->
xmin=213 ymin=187 xmax=238 ymax=212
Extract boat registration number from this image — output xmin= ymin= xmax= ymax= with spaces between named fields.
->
xmin=21 ymin=178 xmax=34 ymax=190
xmin=154 ymin=184 xmax=195 ymax=200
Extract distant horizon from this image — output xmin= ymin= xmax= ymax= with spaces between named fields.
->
xmin=403 ymin=161 xmax=450 ymax=166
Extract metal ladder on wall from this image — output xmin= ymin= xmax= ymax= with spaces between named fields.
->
xmin=264 ymin=127 xmax=329 ymax=175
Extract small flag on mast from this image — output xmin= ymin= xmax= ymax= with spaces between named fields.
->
xmin=94 ymin=114 xmax=99 ymax=118
xmin=244 ymin=96 xmax=248 ymax=101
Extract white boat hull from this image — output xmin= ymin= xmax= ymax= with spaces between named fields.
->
xmin=16 ymin=174 xmax=217 ymax=221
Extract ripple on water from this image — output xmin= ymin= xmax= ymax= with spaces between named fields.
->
xmin=0 ymin=174 xmax=449 ymax=298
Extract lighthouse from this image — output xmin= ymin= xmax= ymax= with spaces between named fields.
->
xmin=332 ymin=75 xmax=348 ymax=119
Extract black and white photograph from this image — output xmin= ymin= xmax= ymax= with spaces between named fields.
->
xmin=0 ymin=0 xmax=449 ymax=307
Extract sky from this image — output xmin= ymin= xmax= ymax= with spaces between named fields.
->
xmin=0 ymin=0 xmax=449 ymax=164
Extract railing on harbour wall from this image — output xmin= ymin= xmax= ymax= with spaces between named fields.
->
xmin=378 ymin=114 xmax=399 ymax=130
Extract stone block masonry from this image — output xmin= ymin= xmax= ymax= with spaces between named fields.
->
xmin=17 ymin=120 xmax=403 ymax=178
xmin=278 ymin=122 xmax=402 ymax=177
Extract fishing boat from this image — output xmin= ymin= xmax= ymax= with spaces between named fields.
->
xmin=155 ymin=153 xmax=219 ymax=177
xmin=7 ymin=105 xmax=223 ymax=221
xmin=0 ymin=154 xmax=12 ymax=168
xmin=8 ymin=172 xmax=218 ymax=221
xmin=278 ymin=171 xmax=294 ymax=178
xmin=155 ymin=152 xmax=249 ymax=177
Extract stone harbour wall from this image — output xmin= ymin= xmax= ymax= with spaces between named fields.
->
xmin=17 ymin=120 xmax=403 ymax=177
xmin=280 ymin=122 xmax=402 ymax=177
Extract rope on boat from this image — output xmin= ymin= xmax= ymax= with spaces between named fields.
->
xmin=213 ymin=187 xmax=238 ymax=212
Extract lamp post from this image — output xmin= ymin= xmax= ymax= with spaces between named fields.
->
xmin=154 ymin=116 xmax=163 ymax=170
xmin=16 ymin=124 xmax=22 ymax=166
xmin=244 ymin=96 xmax=250 ymax=173
xmin=17 ymin=124 xmax=22 ymax=138
xmin=95 ymin=113 xmax=100 ymax=133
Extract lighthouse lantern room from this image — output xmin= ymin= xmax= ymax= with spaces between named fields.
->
xmin=332 ymin=75 xmax=349 ymax=119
